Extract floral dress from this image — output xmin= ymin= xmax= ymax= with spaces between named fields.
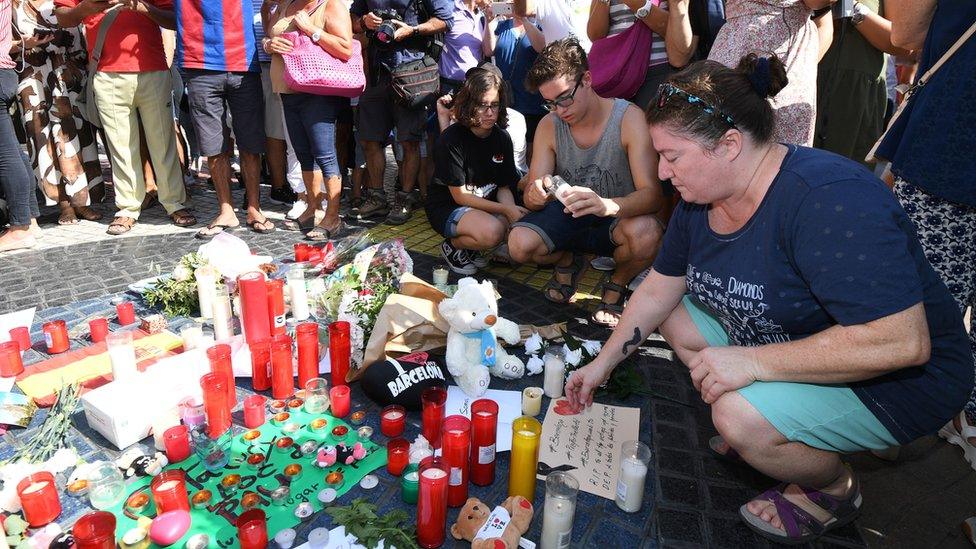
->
xmin=708 ymin=0 xmax=818 ymax=145
xmin=12 ymin=0 xmax=103 ymax=206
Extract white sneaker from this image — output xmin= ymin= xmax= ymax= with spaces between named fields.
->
xmin=286 ymin=199 xmax=307 ymax=221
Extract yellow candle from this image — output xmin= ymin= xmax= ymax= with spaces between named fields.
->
xmin=508 ymin=416 xmax=542 ymax=501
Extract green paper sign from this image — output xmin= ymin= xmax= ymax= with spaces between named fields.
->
xmin=108 ymin=408 xmax=387 ymax=548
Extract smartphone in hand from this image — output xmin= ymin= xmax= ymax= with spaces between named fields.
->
xmin=491 ymin=2 xmax=514 ymax=16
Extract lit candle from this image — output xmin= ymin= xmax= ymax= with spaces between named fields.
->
xmin=441 ymin=415 xmax=471 ymax=507
xmin=16 ymin=472 xmax=61 ymax=527
xmin=521 ymin=387 xmax=543 ymax=416
xmin=416 ymin=458 xmax=449 ymax=548
xmin=195 ymin=266 xmax=217 ymax=319
xmin=150 ymin=470 xmax=190 ymax=514
xmin=163 ymin=425 xmax=191 ymax=463
xmin=421 ymin=386 xmax=447 ymax=449
xmin=212 ymin=287 xmax=234 ymax=341
xmin=432 ymin=265 xmax=449 ymax=288
xmin=296 ymin=323 xmax=319 ymax=389
xmin=286 ymin=266 xmax=310 ymax=322
xmin=401 ymin=465 xmax=420 ymax=504
xmin=540 ymin=471 xmax=579 ymax=549
xmin=543 ymin=349 xmax=565 ymax=398
xmin=180 ymin=324 xmax=204 ymax=351
xmin=615 ymin=440 xmax=651 ymax=513
xmin=72 ymin=511 xmax=116 ymax=549
xmin=330 ymin=385 xmax=351 ymax=418
xmin=106 ymin=331 xmax=138 ymax=382
xmin=469 ymin=399 xmax=498 ymax=486
xmin=237 ymin=509 xmax=269 ymax=549
xmin=508 ymin=416 xmax=542 ymax=501
xmin=387 ymin=438 xmax=410 ymax=476
xmin=381 ymin=405 xmax=406 ymax=437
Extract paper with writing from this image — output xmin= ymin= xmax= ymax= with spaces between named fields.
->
xmin=445 ymin=386 xmax=521 ymax=452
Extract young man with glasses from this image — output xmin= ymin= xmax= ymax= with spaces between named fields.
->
xmin=508 ymin=37 xmax=665 ymax=327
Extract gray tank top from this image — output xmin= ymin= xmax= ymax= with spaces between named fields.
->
xmin=553 ymin=98 xmax=634 ymax=199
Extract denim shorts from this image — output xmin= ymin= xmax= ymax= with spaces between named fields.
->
xmin=281 ymin=93 xmax=345 ymax=177
xmin=682 ymin=295 xmax=899 ymax=453
xmin=443 ymin=206 xmax=472 ymax=238
xmin=512 ymin=200 xmax=618 ymax=257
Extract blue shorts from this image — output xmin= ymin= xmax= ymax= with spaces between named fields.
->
xmin=443 ymin=206 xmax=472 ymax=238
xmin=683 ymin=295 xmax=899 ymax=453
xmin=512 ymin=200 xmax=618 ymax=257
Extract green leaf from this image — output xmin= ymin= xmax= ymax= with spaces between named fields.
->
xmin=5 ymin=514 xmax=27 ymax=535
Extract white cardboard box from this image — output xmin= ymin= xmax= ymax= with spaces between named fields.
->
xmin=81 ymin=349 xmax=211 ymax=449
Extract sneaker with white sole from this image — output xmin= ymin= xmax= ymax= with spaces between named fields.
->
xmin=441 ymin=239 xmax=477 ymax=275
xmin=286 ymin=199 xmax=308 ymax=220
xmin=591 ymin=256 xmax=616 ymax=271
xmin=471 ymin=250 xmax=491 ymax=269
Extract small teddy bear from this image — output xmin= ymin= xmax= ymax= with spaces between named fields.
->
xmin=316 ymin=442 xmax=367 ymax=467
xmin=438 ymin=278 xmax=525 ymax=397
xmin=450 ymin=495 xmax=534 ymax=549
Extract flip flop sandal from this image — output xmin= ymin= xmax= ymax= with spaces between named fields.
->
xmin=542 ymin=254 xmax=586 ymax=304
xmin=106 ymin=217 xmax=136 ymax=235
xmin=306 ymin=220 xmax=344 ymax=242
xmin=169 ymin=209 xmax=197 ymax=228
xmin=591 ymin=281 xmax=632 ymax=327
xmin=247 ymin=218 xmax=275 ymax=234
xmin=195 ymin=223 xmax=234 ymax=240
xmin=739 ymin=479 xmax=863 ymax=545
xmin=708 ymin=435 xmax=745 ymax=464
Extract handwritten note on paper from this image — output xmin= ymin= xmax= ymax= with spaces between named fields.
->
xmin=537 ymin=399 xmax=640 ymax=500
xmin=445 ymin=386 xmax=523 ymax=452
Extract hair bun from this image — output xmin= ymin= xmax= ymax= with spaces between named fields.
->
xmin=736 ymin=53 xmax=788 ymax=99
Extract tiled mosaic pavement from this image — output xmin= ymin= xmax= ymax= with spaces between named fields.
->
xmin=2 ymin=181 xmax=975 ymax=547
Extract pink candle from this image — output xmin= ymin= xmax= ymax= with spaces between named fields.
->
xmin=381 ymin=405 xmax=406 ymax=437
xmin=441 ymin=415 xmax=471 ymax=507
xmin=243 ymin=394 xmax=267 ymax=429
xmin=416 ymin=457 xmax=449 ymax=548
xmin=330 ymin=385 xmax=350 ymax=418
xmin=469 ymin=399 xmax=498 ymax=486
xmin=421 ymin=386 xmax=447 ymax=450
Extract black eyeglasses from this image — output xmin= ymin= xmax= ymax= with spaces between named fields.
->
xmin=542 ymin=75 xmax=584 ymax=112
xmin=475 ymin=102 xmax=501 ymax=113
xmin=655 ymin=83 xmax=736 ymax=128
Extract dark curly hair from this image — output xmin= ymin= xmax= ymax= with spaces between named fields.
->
xmin=646 ymin=54 xmax=789 ymax=147
xmin=525 ymin=37 xmax=588 ymax=93
xmin=452 ymin=65 xmax=510 ymax=129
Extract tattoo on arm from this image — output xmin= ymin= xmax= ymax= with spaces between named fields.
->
xmin=621 ymin=327 xmax=642 ymax=356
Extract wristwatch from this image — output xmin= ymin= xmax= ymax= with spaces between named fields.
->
xmin=635 ymin=0 xmax=653 ymax=19
xmin=311 ymin=29 xmax=322 ymax=41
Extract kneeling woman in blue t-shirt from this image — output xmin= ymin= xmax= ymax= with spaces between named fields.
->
xmin=426 ymin=66 xmax=528 ymax=275
xmin=564 ymin=54 xmax=974 ymax=544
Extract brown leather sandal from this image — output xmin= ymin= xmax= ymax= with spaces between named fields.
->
xmin=106 ymin=216 xmax=136 ymax=235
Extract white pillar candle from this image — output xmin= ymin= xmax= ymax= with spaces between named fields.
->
xmin=286 ymin=269 xmax=310 ymax=321
xmin=521 ymin=387 xmax=543 ymax=416
xmin=615 ymin=440 xmax=652 ymax=513
xmin=212 ymin=288 xmax=234 ymax=341
xmin=432 ymin=266 xmax=449 ymax=287
xmin=539 ymin=471 xmax=578 ymax=549
xmin=180 ymin=324 xmax=204 ymax=351
xmin=195 ymin=266 xmax=217 ymax=319
xmin=106 ymin=331 xmax=138 ymax=382
xmin=543 ymin=352 xmax=565 ymax=398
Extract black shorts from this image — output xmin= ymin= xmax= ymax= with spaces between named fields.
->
xmin=183 ymin=69 xmax=266 ymax=156
xmin=356 ymin=72 xmax=427 ymax=143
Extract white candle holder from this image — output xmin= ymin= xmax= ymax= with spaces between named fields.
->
xmin=615 ymin=440 xmax=652 ymax=513
xmin=540 ymin=471 xmax=579 ymax=549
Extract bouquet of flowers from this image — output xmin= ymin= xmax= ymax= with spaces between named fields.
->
xmin=144 ymin=252 xmax=212 ymax=317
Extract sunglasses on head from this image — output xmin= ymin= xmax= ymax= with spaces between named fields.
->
xmin=655 ymin=83 xmax=736 ymax=128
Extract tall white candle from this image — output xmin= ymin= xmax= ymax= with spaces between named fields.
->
xmin=195 ymin=267 xmax=217 ymax=319
xmin=287 ymin=269 xmax=310 ymax=321
xmin=540 ymin=495 xmax=575 ymax=549
xmin=212 ymin=289 xmax=233 ymax=341
xmin=615 ymin=456 xmax=649 ymax=513
xmin=180 ymin=324 xmax=204 ymax=350
xmin=107 ymin=332 xmax=137 ymax=382
xmin=543 ymin=353 xmax=565 ymax=398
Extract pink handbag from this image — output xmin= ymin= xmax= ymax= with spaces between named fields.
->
xmin=588 ymin=5 xmax=656 ymax=99
xmin=281 ymin=30 xmax=366 ymax=98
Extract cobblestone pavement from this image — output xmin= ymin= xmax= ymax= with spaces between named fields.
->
xmin=1 ymin=181 xmax=974 ymax=548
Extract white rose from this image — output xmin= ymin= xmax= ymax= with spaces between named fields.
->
xmin=172 ymin=264 xmax=191 ymax=282
xmin=524 ymin=332 xmax=543 ymax=355
xmin=563 ymin=345 xmax=583 ymax=367
xmin=582 ymin=339 xmax=603 ymax=356
xmin=525 ymin=355 xmax=545 ymax=375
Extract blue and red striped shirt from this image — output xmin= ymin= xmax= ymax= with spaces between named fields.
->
xmin=176 ymin=0 xmax=260 ymax=72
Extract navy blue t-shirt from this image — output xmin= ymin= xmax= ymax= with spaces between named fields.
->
xmin=653 ymin=146 xmax=974 ymax=444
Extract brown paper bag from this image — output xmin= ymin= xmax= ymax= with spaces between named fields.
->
xmin=352 ymin=273 xmax=566 ymax=381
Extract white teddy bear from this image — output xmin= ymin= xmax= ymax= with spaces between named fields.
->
xmin=438 ymin=278 xmax=525 ymax=397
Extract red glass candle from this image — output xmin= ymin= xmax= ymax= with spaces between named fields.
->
xmin=249 ymin=338 xmax=272 ymax=391
xmin=387 ymin=438 xmax=410 ymax=476
xmin=469 ymin=399 xmax=499 ymax=486
xmin=416 ymin=457 xmax=449 ymax=549
xmin=328 ymin=321 xmax=350 ymax=387
xmin=10 ymin=326 xmax=31 ymax=351
xmin=237 ymin=509 xmax=269 ymax=549
xmin=88 ymin=318 xmax=109 ymax=343
xmin=150 ymin=470 xmax=190 ymax=514
xmin=421 ymin=386 xmax=448 ymax=450
xmin=243 ymin=394 xmax=267 ymax=429
xmin=381 ymin=405 xmax=406 ymax=437
xmin=16 ymin=472 xmax=61 ymax=527
xmin=294 ymin=243 xmax=309 ymax=262
xmin=163 ymin=425 xmax=191 ymax=463
xmin=207 ymin=344 xmax=236 ymax=411
xmin=267 ymin=279 xmax=286 ymax=336
xmin=296 ymin=322 xmax=319 ymax=389
xmin=42 ymin=320 xmax=69 ymax=354
xmin=116 ymin=301 xmax=136 ymax=326
xmin=271 ymin=334 xmax=295 ymax=400
xmin=441 ymin=415 xmax=471 ymax=507
xmin=330 ymin=385 xmax=350 ymax=418
xmin=72 ymin=511 xmax=116 ymax=549
xmin=200 ymin=373 xmax=231 ymax=437
xmin=307 ymin=246 xmax=323 ymax=263
xmin=0 ymin=341 xmax=24 ymax=377
xmin=239 ymin=271 xmax=272 ymax=344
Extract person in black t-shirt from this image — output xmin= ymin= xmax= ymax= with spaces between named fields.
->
xmin=426 ymin=67 xmax=528 ymax=274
